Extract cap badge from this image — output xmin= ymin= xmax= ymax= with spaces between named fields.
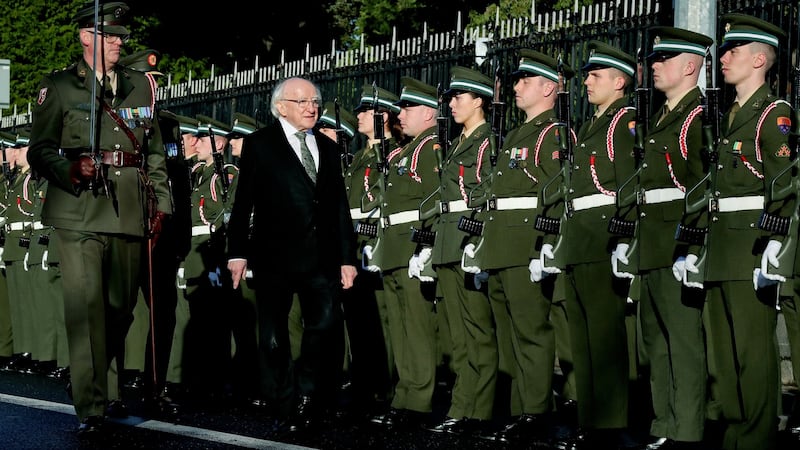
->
xmin=653 ymin=36 xmax=661 ymax=45
xmin=725 ymin=23 xmax=731 ymax=32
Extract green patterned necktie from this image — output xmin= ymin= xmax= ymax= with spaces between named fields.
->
xmin=295 ymin=130 xmax=317 ymax=183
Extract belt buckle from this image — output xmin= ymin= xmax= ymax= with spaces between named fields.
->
xmin=708 ymin=198 xmax=718 ymax=212
xmin=112 ymin=151 xmax=123 ymax=167
xmin=440 ymin=202 xmax=450 ymax=214
xmin=486 ymin=197 xmax=497 ymax=211
xmin=382 ymin=216 xmax=391 ymax=227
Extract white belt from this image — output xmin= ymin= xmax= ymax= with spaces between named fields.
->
xmin=382 ymin=210 xmax=419 ymax=228
xmin=350 ymin=207 xmax=380 ymax=220
xmin=716 ymin=195 xmax=764 ymax=212
xmin=7 ymin=222 xmax=27 ymax=231
xmin=571 ymin=194 xmax=615 ymax=211
xmin=191 ymin=224 xmax=216 ymax=236
xmin=643 ymin=188 xmax=684 ymax=204
xmin=491 ymin=196 xmax=538 ymax=210
xmin=439 ymin=200 xmax=470 ymax=214
xmin=32 ymin=221 xmax=45 ymax=230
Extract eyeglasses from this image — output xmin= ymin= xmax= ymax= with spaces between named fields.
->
xmin=281 ymin=98 xmax=321 ymax=109
xmin=90 ymin=31 xmax=130 ymax=44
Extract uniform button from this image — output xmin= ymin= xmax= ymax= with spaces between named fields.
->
xmin=523 ymin=218 xmax=528 ymax=223
xmin=722 ymin=139 xmax=729 ymax=145
xmin=649 ymin=139 xmax=655 ymax=144
xmin=115 ymin=170 xmax=121 ymax=176
xmin=114 ymin=144 xmax=121 ymax=149
xmin=497 ymin=171 xmax=503 ymax=176
xmin=113 ymin=126 xmax=120 ymax=131
xmin=640 ymin=212 xmax=646 ymax=218
xmin=489 ymin=216 xmax=494 ymax=221
xmin=580 ymin=143 xmax=586 ymax=148
xmin=388 ymin=183 xmax=393 ymax=187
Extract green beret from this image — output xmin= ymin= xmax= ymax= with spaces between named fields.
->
xmin=195 ymin=114 xmax=231 ymax=137
xmin=719 ymin=13 xmax=786 ymax=51
xmin=319 ymin=102 xmax=357 ymax=138
xmin=512 ymin=49 xmax=574 ymax=82
xmin=395 ymin=77 xmax=438 ymax=108
xmin=229 ymin=112 xmax=259 ymax=138
xmin=647 ymin=27 xmax=713 ymax=61
xmin=0 ymin=131 xmax=16 ymax=148
xmin=445 ymin=66 xmax=494 ymax=98
xmin=73 ymin=1 xmax=130 ymax=36
xmin=120 ymin=49 xmax=162 ymax=76
xmin=582 ymin=40 xmax=636 ymax=77
xmin=354 ymin=84 xmax=401 ymax=114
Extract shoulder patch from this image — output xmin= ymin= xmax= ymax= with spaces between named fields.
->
xmin=777 ymin=116 xmax=791 ymax=135
xmin=37 ymin=87 xmax=48 ymax=105
xmin=628 ymin=120 xmax=636 ymax=136
xmin=776 ymin=144 xmax=791 ymax=157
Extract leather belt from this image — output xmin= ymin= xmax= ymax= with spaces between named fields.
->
xmin=571 ymin=194 xmax=615 ymax=211
xmin=64 ymin=149 xmax=143 ymax=168
xmin=643 ymin=188 xmax=684 ymax=204
xmin=488 ymin=196 xmax=538 ymax=211
xmin=382 ymin=210 xmax=419 ymax=228
xmin=439 ymin=200 xmax=470 ymax=214
xmin=350 ymin=207 xmax=380 ymax=220
xmin=714 ymin=195 xmax=764 ymax=212
xmin=191 ymin=225 xmax=216 ymax=236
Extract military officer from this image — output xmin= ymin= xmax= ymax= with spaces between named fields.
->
xmin=540 ymin=41 xmax=638 ymax=448
xmin=424 ymin=66 xmax=497 ymax=435
xmin=613 ymin=27 xmax=712 ymax=450
xmin=463 ymin=49 xmax=573 ymax=443
xmin=676 ymin=14 xmax=794 ymax=450
xmin=27 ymin=1 xmax=172 ymax=436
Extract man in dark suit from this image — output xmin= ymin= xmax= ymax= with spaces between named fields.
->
xmin=226 ymin=76 xmax=357 ymax=431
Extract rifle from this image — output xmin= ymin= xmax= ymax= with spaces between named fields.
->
xmin=208 ymin=125 xmax=230 ymax=204
xmin=418 ymin=82 xmax=449 ymax=227
xmin=676 ymin=48 xmax=721 ymax=285
xmin=534 ymin=54 xmax=575 ymax=270
xmin=609 ymin=36 xmax=651 ymax=274
xmin=334 ymin=98 xmax=353 ymax=176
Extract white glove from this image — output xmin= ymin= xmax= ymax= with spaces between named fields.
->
xmin=540 ymin=243 xmax=561 ymax=274
xmin=418 ymin=247 xmax=432 ymax=266
xmin=208 ymin=267 xmax=223 ymax=287
xmin=461 ymin=243 xmax=481 ymax=274
xmin=753 ymin=268 xmax=780 ymax=290
xmin=362 ymin=245 xmax=381 ymax=273
xmin=760 ymin=240 xmax=786 ymax=282
xmin=529 ymin=258 xmax=546 ymax=282
xmin=611 ymin=243 xmax=635 ymax=279
xmin=473 ymin=271 xmax=489 ymax=289
xmin=672 ymin=256 xmax=686 ymax=282
xmin=408 ymin=254 xmax=420 ymax=278
xmin=683 ymin=254 xmax=703 ymax=289
xmin=176 ymin=267 xmax=187 ymax=289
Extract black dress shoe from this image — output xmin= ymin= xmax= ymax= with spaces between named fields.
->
xmin=105 ymin=400 xmax=129 ymax=418
xmin=77 ymin=415 xmax=104 ymax=438
xmin=47 ymin=366 xmax=70 ymax=380
xmin=483 ymin=413 xmax=549 ymax=443
xmin=425 ymin=416 xmax=481 ymax=435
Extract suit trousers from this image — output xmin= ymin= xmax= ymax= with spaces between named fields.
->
xmin=436 ymin=265 xmax=497 ymax=420
xmin=382 ymin=269 xmax=437 ymax=413
xmin=256 ymin=270 xmax=344 ymax=413
xmin=704 ymin=280 xmax=779 ymax=450
xmin=488 ymin=266 xmax=556 ymax=416
xmin=639 ymin=267 xmax=706 ymax=442
xmin=564 ymin=261 xmax=630 ymax=429
xmin=56 ymin=228 xmax=142 ymax=420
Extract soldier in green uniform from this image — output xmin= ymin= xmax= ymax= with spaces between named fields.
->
xmin=318 ymin=98 xmax=396 ymax=420
xmin=180 ymin=114 xmax=238 ymax=402
xmin=0 ymin=133 xmax=11 ymax=370
xmin=612 ymin=27 xmax=712 ymax=449
xmin=423 ymin=66 xmax=497 ymax=434
xmin=676 ymin=14 xmax=794 ymax=450
xmin=461 ymin=49 xmax=572 ymax=443
xmin=27 ymin=1 xmax=172 ymax=436
xmin=358 ymin=79 xmax=441 ymax=427
xmin=541 ymin=41 xmax=638 ymax=448
xmin=14 ymin=128 xmax=69 ymax=379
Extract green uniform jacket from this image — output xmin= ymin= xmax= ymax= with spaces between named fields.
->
xmin=2 ymin=171 xmax=31 ymax=262
xmin=432 ymin=122 xmax=495 ymax=265
xmin=473 ymin=111 xmax=563 ymax=270
xmin=380 ymin=128 xmax=439 ymax=272
xmin=701 ymin=84 xmax=795 ymax=281
xmin=636 ymin=87 xmax=705 ymax=271
xmin=28 ymin=59 xmax=172 ymax=237
xmin=564 ymin=98 xmax=636 ymax=265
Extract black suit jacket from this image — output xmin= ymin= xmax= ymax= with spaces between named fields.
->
xmin=227 ymin=120 xmax=356 ymax=279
